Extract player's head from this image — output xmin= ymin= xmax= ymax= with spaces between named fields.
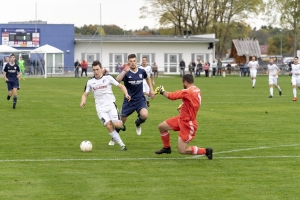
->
xmin=294 ymin=57 xmax=298 ymax=64
xmin=9 ymin=54 xmax=15 ymax=63
xmin=5 ymin=56 xmax=9 ymax=62
xmin=142 ymin=56 xmax=147 ymax=66
xmin=128 ymin=54 xmax=137 ymax=70
xmin=182 ymin=74 xmax=194 ymax=89
xmin=20 ymin=56 xmax=23 ymax=60
xmin=269 ymin=58 xmax=274 ymax=64
xmin=252 ymin=56 xmax=256 ymax=61
xmin=92 ymin=60 xmax=103 ymax=78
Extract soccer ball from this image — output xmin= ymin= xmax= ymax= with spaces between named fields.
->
xmin=80 ymin=140 xmax=92 ymax=152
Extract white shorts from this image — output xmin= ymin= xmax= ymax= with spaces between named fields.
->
xmin=250 ymin=70 xmax=257 ymax=77
xmin=291 ymin=77 xmax=300 ymax=86
xmin=269 ymin=77 xmax=278 ymax=85
xmin=96 ymin=103 xmax=120 ymax=126
xmin=143 ymin=80 xmax=150 ymax=95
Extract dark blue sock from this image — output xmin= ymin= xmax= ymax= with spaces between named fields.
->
xmin=13 ymin=96 xmax=17 ymax=103
xmin=135 ymin=116 xmax=145 ymax=127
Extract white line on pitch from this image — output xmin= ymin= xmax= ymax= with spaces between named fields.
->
xmin=190 ymin=144 xmax=300 ymax=158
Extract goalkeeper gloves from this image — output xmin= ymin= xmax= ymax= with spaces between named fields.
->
xmin=154 ymin=85 xmax=165 ymax=95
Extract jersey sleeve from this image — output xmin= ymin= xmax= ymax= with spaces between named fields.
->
xmin=3 ymin=64 xmax=7 ymax=72
xmin=149 ymin=66 xmax=153 ymax=75
xmin=108 ymin=75 xmax=119 ymax=86
xmin=143 ymin=69 xmax=148 ymax=79
xmin=167 ymin=89 xmax=185 ymax=100
xmin=16 ymin=65 xmax=20 ymax=73
xmin=84 ymin=81 xmax=91 ymax=93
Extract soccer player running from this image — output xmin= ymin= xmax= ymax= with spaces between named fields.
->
xmin=266 ymin=58 xmax=282 ymax=98
xmin=111 ymin=54 xmax=155 ymax=141
xmin=2 ymin=54 xmax=22 ymax=109
xmin=80 ymin=60 xmax=130 ymax=151
xmin=248 ymin=56 xmax=259 ymax=88
xmin=154 ymin=74 xmax=213 ymax=159
xmin=290 ymin=57 xmax=300 ymax=101
xmin=139 ymin=56 xmax=155 ymax=107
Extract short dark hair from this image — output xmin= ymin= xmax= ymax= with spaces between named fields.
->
xmin=295 ymin=57 xmax=299 ymax=59
xmin=182 ymin=74 xmax=194 ymax=84
xmin=142 ymin=56 xmax=147 ymax=60
xmin=10 ymin=54 xmax=15 ymax=57
xmin=128 ymin=54 xmax=136 ymax=60
xmin=92 ymin=60 xmax=102 ymax=68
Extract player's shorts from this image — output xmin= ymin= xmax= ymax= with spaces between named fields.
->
xmin=250 ymin=70 xmax=257 ymax=77
xmin=291 ymin=77 xmax=300 ymax=86
xmin=6 ymin=80 xmax=19 ymax=91
xmin=269 ymin=77 xmax=278 ymax=85
xmin=121 ymin=98 xmax=147 ymax=117
xmin=142 ymin=80 xmax=150 ymax=95
xmin=166 ymin=115 xmax=198 ymax=143
xmin=96 ymin=103 xmax=120 ymax=126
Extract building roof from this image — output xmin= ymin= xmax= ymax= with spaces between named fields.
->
xmin=232 ymin=38 xmax=261 ymax=58
xmin=74 ymin=35 xmax=219 ymax=43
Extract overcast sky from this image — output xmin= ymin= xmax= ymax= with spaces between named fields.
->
xmin=0 ymin=0 xmax=157 ymax=30
xmin=0 ymin=0 xmax=267 ymax=31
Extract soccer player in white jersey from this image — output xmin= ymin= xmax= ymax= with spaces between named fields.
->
xmin=266 ymin=58 xmax=282 ymax=98
xmin=290 ymin=57 xmax=300 ymax=101
xmin=80 ymin=60 xmax=131 ymax=151
xmin=139 ymin=57 xmax=155 ymax=107
xmin=248 ymin=56 xmax=259 ymax=88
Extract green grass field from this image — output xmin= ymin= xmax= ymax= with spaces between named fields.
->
xmin=0 ymin=74 xmax=299 ymax=200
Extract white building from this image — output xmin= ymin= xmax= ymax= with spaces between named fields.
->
xmin=74 ymin=34 xmax=218 ymax=74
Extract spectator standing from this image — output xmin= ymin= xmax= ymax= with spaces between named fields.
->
xmin=115 ymin=62 xmax=122 ymax=74
xmin=217 ymin=58 xmax=222 ymax=76
xmin=188 ymin=61 xmax=195 ymax=76
xmin=227 ymin=62 xmax=232 ymax=75
xmin=80 ymin=59 xmax=88 ymax=77
xmin=179 ymin=59 xmax=186 ymax=77
xmin=195 ymin=59 xmax=202 ymax=77
xmin=32 ymin=58 xmax=39 ymax=75
xmin=211 ymin=60 xmax=217 ymax=77
xmin=152 ymin=62 xmax=158 ymax=78
xmin=203 ymin=61 xmax=209 ymax=77
xmin=74 ymin=59 xmax=81 ymax=77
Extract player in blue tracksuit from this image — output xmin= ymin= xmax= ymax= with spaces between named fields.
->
xmin=3 ymin=54 xmax=22 ymax=109
xmin=110 ymin=54 xmax=155 ymax=143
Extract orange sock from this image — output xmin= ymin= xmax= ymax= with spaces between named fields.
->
xmin=191 ymin=146 xmax=206 ymax=155
xmin=160 ymin=131 xmax=170 ymax=148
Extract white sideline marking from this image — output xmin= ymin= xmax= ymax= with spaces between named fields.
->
xmin=0 ymin=144 xmax=299 ymax=163
xmin=190 ymin=143 xmax=300 ymax=158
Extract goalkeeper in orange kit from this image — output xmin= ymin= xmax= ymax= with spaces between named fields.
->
xmin=154 ymin=74 xmax=213 ymax=159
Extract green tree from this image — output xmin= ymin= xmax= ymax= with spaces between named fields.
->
xmin=102 ymin=25 xmax=123 ymax=35
xmin=75 ymin=24 xmax=105 ymax=35
xmin=140 ymin=0 xmax=264 ymax=57
xmin=266 ymin=0 xmax=300 ymax=56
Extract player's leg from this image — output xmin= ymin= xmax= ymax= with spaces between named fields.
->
xmin=292 ymin=78 xmax=297 ymax=101
xmin=176 ymin=121 xmax=213 ymax=159
xmin=135 ymin=106 xmax=148 ymax=135
xmin=155 ymin=118 xmax=177 ymax=154
xmin=269 ymin=78 xmax=274 ymax=98
xmin=143 ymin=81 xmax=150 ymax=107
xmin=12 ymin=86 xmax=18 ymax=109
xmin=6 ymin=82 xmax=13 ymax=100
xmin=273 ymin=78 xmax=282 ymax=96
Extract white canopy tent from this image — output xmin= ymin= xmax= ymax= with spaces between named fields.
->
xmin=0 ymin=45 xmax=20 ymax=71
xmin=30 ymin=44 xmax=64 ymax=78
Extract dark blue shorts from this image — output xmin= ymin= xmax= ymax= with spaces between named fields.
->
xmin=121 ymin=99 xmax=147 ymax=117
xmin=6 ymin=80 xmax=19 ymax=91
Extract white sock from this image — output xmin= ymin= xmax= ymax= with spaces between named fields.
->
xmin=277 ymin=86 xmax=281 ymax=91
xmin=253 ymin=79 xmax=256 ymax=87
xmin=270 ymin=87 xmax=273 ymax=96
xmin=109 ymin=130 xmax=125 ymax=146
xmin=293 ymin=88 xmax=297 ymax=98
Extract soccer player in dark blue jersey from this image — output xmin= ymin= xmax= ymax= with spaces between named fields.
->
xmin=111 ymin=54 xmax=154 ymax=141
xmin=3 ymin=54 xmax=22 ymax=109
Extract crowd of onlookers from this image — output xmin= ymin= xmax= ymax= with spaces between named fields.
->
xmin=1 ymin=56 xmax=45 ymax=75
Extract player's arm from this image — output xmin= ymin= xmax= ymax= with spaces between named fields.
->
xmin=116 ymin=64 xmax=129 ymax=82
xmin=17 ymin=67 xmax=22 ymax=79
xmin=117 ymin=84 xmax=131 ymax=102
xmin=266 ymin=69 xmax=269 ymax=76
xmin=80 ymin=92 xmax=89 ymax=108
xmin=145 ymin=76 xmax=155 ymax=98
xmin=150 ymin=67 xmax=155 ymax=86
xmin=276 ymin=67 xmax=281 ymax=76
xmin=2 ymin=66 xmax=8 ymax=81
xmin=155 ymin=85 xmax=184 ymax=100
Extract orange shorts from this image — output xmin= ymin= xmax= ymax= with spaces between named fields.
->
xmin=166 ymin=116 xmax=198 ymax=143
